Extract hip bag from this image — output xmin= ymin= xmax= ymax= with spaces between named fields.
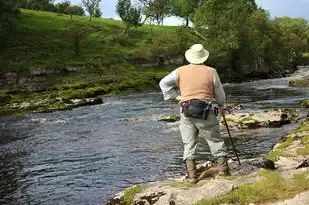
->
xmin=181 ymin=99 xmax=212 ymax=120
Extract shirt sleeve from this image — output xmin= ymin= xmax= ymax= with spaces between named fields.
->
xmin=159 ymin=69 xmax=179 ymax=101
xmin=213 ymin=70 xmax=226 ymax=108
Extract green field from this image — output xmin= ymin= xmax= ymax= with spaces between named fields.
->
xmin=0 ymin=9 xmax=189 ymax=115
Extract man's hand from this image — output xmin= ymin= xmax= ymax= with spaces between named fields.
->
xmin=220 ymin=108 xmax=230 ymax=116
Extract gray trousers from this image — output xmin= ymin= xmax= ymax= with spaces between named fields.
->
xmin=179 ymin=110 xmax=227 ymax=161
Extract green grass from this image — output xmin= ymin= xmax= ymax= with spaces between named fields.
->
xmin=195 ymin=170 xmax=309 ymax=205
xmin=0 ymin=9 xmax=191 ymax=115
xmin=1 ymin=9 xmax=178 ymax=70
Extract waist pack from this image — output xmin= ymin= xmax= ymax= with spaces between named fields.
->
xmin=181 ymin=99 xmax=212 ymax=120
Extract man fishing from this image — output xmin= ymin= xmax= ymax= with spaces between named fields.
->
xmin=159 ymin=44 xmax=229 ymax=184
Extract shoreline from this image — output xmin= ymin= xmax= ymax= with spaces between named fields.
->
xmin=107 ymin=116 xmax=309 ymax=205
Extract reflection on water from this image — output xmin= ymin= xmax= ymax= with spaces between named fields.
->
xmin=0 ymin=68 xmax=309 ymax=204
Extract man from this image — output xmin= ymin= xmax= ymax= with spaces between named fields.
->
xmin=159 ymin=44 xmax=228 ymax=184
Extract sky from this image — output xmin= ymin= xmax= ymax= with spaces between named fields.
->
xmin=55 ymin=0 xmax=309 ymax=26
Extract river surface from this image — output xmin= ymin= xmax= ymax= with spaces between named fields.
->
xmin=0 ymin=68 xmax=309 ymax=205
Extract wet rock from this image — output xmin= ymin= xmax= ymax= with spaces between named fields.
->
xmin=222 ymin=109 xmax=299 ymax=129
xmin=66 ymin=97 xmax=103 ymax=107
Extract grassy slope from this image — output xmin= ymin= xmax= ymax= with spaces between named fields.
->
xmin=0 ymin=9 xmax=180 ymax=115
xmin=1 ymin=9 xmax=177 ymax=70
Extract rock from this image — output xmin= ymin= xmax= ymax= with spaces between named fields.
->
xmin=229 ymin=158 xmax=276 ymax=176
xmin=134 ymin=192 xmax=165 ymax=205
xmin=30 ymin=68 xmax=56 ymax=76
xmin=222 ymin=109 xmax=299 ymax=129
xmin=296 ymin=159 xmax=309 ymax=169
xmin=267 ymin=190 xmax=309 ymax=205
xmin=289 ymin=78 xmax=309 ymax=87
xmin=159 ymin=115 xmax=180 ymax=123
xmin=226 ymin=103 xmax=245 ymax=111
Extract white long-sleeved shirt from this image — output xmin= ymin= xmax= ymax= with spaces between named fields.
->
xmin=159 ymin=67 xmax=226 ymax=108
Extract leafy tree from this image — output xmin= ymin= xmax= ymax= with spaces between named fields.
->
xmin=0 ymin=0 xmax=19 ymax=48
xmin=66 ymin=5 xmax=85 ymax=21
xmin=55 ymin=0 xmax=70 ymax=14
xmin=171 ymin=0 xmax=205 ymax=27
xmin=93 ymin=7 xmax=102 ymax=17
xmin=148 ymin=0 xmax=171 ymax=25
xmin=81 ymin=0 xmax=101 ymax=22
xmin=137 ymin=0 xmax=153 ymax=23
xmin=28 ymin=0 xmax=55 ymax=11
xmin=116 ymin=0 xmax=142 ymax=33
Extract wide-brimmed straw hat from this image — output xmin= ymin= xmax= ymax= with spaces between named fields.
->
xmin=185 ymin=44 xmax=209 ymax=64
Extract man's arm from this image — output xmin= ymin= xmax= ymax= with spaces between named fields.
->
xmin=159 ymin=69 xmax=179 ymax=101
xmin=213 ymin=70 xmax=226 ymax=108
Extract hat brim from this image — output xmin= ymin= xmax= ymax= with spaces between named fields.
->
xmin=185 ymin=49 xmax=209 ymax=64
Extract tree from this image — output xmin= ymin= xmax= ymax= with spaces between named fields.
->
xmin=55 ymin=0 xmax=70 ymax=14
xmin=116 ymin=0 xmax=142 ymax=34
xmin=93 ymin=7 xmax=102 ymax=17
xmin=81 ymin=0 xmax=101 ymax=22
xmin=171 ymin=0 xmax=205 ymax=27
xmin=148 ymin=0 xmax=171 ymax=25
xmin=28 ymin=0 xmax=55 ymax=11
xmin=0 ymin=0 xmax=19 ymax=48
xmin=66 ymin=5 xmax=85 ymax=21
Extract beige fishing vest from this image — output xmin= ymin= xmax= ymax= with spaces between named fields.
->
xmin=177 ymin=64 xmax=215 ymax=102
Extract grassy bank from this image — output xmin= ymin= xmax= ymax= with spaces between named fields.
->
xmin=0 ymin=9 xmax=185 ymax=115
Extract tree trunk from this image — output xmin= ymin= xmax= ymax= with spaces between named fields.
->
xmin=186 ymin=17 xmax=189 ymax=27
xmin=89 ymin=15 xmax=92 ymax=22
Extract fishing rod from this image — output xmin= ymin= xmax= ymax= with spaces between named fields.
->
xmin=222 ymin=111 xmax=241 ymax=166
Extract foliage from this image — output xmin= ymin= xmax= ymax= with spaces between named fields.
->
xmin=116 ymin=0 xmax=142 ymax=33
xmin=171 ymin=0 xmax=205 ymax=26
xmin=0 ymin=0 xmax=19 ymax=48
xmin=55 ymin=0 xmax=70 ymax=14
xmin=26 ymin=0 xmax=56 ymax=12
xmin=148 ymin=0 xmax=171 ymax=26
xmin=81 ymin=0 xmax=101 ymax=22
xmin=66 ymin=5 xmax=85 ymax=21
xmin=193 ymin=0 xmax=309 ymax=81
xmin=93 ymin=7 xmax=102 ymax=17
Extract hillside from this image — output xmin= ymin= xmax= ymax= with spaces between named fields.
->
xmin=0 ymin=9 xmax=189 ymax=115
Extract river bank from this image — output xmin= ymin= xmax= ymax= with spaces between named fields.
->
xmin=107 ymin=116 xmax=309 ymax=205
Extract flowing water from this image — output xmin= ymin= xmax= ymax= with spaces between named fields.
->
xmin=0 ymin=68 xmax=309 ymax=205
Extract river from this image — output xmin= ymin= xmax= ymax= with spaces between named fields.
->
xmin=0 ymin=67 xmax=308 ymax=205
